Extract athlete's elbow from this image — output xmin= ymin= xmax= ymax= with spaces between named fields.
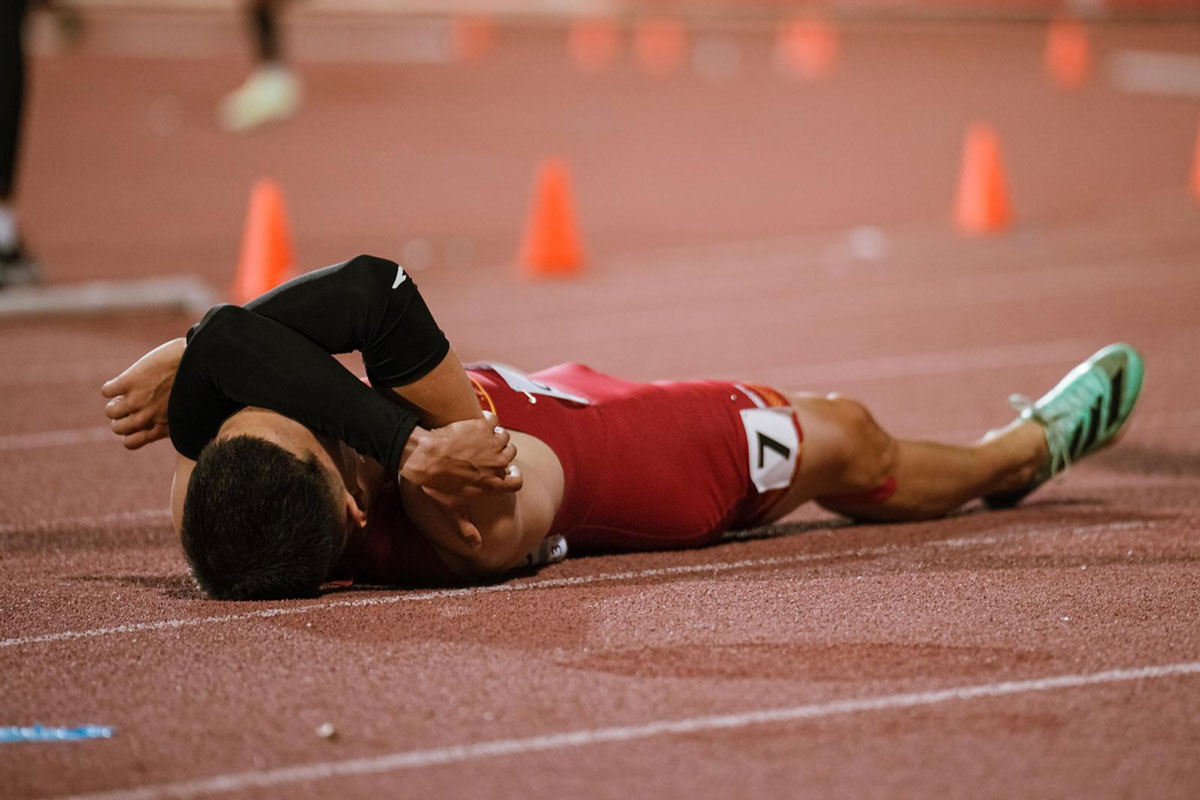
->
xmin=341 ymin=254 xmax=406 ymax=294
xmin=188 ymin=304 xmax=252 ymax=355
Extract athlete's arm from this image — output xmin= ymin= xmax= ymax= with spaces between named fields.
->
xmin=169 ymin=304 xmax=517 ymax=495
xmin=103 ymin=255 xmax=473 ymax=458
xmin=107 ymin=254 xmax=519 ymax=545
xmin=400 ymin=432 xmax=564 ymax=579
xmin=246 ymin=254 xmax=490 ymax=428
xmin=243 ymin=254 xmax=450 ymax=390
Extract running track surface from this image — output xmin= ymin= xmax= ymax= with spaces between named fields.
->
xmin=4 ymin=16 xmax=1200 ymax=800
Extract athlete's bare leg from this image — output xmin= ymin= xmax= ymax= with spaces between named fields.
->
xmin=764 ymin=393 xmax=1048 ymax=523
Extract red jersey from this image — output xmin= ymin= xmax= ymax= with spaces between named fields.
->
xmin=341 ymin=363 xmax=802 ymax=585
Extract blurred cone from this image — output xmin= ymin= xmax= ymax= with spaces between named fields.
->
xmin=232 ymin=178 xmax=295 ymax=304
xmin=775 ymin=17 xmax=839 ymax=81
xmin=453 ymin=15 xmax=494 ymax=62
xmin=1045 ymin=18 xmax=1091 ymax=90
xmin=520 ymin=158 xmax=584 ymax=277
xmin=1191 ymin=120 xmax=1200 ymax=203
xmin=633 ymin=17 xmax=686 ymax=76
xmin=569 ymin=17 xmax=620 ymax=74
xmin=955 ymin=123 xmax=1013 ymax=235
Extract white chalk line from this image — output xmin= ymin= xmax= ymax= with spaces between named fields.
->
xmin=0 ymin=519 xmax=1157 ymax=650
xmin=0 ymin=425 xmax=113 ymax=451
xmin=0 ymin=508 xmax=172 ymax=537
xmin=61 ymin=660 xmax=1200 ymax=800
xmin=0 ymin=360 xmax=124 ymax=388
xmin=714 ymin=338 xmax=1088 ymax=386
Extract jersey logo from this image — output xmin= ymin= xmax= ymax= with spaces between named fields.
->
xmin=740 ymin=408 xmax=800 ymax=493
xmin=392 ymin=265 xmax=408 ymax=288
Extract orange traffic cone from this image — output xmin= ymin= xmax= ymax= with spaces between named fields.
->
xmin=519 ymin=158 xmax=584 ymax=277
xmin=632 ymin=17 xmax=686 ymax=76
xmin=231 ymin=178 xmax=296 ymax=304
xmin=775 ymin=17 xmax=839 ymax=81
xmin=1191 ymin=120 xmax=1200 ymax=204
xmin=954 ymin=123 xmax=1013 ymax=235
xmin=453 ymin=15 xmax=494 ymax=63
xmin=569 ymin=17 xmax=620 ymax=74
xmin=1045 ymin=18 xmax=1091 ymax=90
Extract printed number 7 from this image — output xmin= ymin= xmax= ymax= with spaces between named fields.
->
xmin=756 ymin=432 xmax=791 ymax=469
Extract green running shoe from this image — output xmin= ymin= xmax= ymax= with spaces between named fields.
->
xmin=984 ymin=343 xmax=1144 ymax=509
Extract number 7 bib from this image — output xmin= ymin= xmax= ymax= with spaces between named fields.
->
xmin=740 ymin=407 xmax=800 ymax=493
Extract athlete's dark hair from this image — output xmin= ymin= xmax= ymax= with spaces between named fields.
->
xmin=181 ymin=435 xmax=343 ymax=600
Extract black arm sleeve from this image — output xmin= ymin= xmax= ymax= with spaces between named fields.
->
xmin=167 ymin=304 xmax=418 ymax=476
xmin=243 ymin=254 xmax=449 ymax=387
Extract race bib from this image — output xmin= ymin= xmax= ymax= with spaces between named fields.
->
xmin=485 ymin=363 xmax=591 ymax=405
xmin=740 ymin=407 xmax=800 ymax=493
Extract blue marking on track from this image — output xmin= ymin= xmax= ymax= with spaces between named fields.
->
xmin=0 ymin=724 xmax=114 ymax=742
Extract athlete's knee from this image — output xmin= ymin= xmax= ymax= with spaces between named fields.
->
xmin=828 ymin=397 xmax=896 ymax=488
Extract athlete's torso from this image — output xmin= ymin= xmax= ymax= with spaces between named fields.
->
xmin=342 ymin=363 xmax=801 ymax=585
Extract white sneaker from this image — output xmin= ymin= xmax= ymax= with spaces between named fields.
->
xmin=218 ymin=66 xmax=303 ymax=132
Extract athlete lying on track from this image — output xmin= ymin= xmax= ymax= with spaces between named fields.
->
xmin=102 ymin=255 xmax=1145 ymax=600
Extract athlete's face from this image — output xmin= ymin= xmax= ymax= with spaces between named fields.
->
xmin=217 ymin=407 xmax=368 ymax=558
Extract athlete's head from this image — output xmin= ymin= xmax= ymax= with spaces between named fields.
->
xmin=181 ymin=408 xmax=367 ymax=600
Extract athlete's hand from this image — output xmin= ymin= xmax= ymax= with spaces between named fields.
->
xmin=399 ymin=411 xmax=522 ymax=549
xmin=101 ymin=338 xmax=186 ymax=450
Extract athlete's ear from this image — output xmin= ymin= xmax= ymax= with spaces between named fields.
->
xmin=343 ymin=490 xmax=367 ymax=529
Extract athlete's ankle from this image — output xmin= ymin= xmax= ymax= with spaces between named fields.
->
xmin=975 ymin=422 xmax=1047 ymax=492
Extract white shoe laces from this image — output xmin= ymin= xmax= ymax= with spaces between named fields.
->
xmin=1008 ymin=364 xmax=1109 ymax=478
xmin=1009 ymin=393 xmax=1071 ymax=477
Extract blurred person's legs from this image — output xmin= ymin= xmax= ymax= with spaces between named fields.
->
xmin=1 ymin=0 xmax=41 ymax=287
xmin=219 ymin=0 xmax=302 ymax=132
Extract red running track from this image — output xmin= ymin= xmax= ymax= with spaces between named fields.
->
xmin=3 ymin=17 xmax=1199 ymax=799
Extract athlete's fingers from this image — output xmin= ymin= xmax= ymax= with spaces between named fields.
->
xmin=121 ymin=429 xmax=156 ymax=450
xmin=456 ymin=518 xmax=483 ymax=551
xmin=100 ymin=375 xmax=128 ymax=398
xmin=499 ymin=464 xmax=523 ymax=492
xmin=482 ymin=410 xmax=497 ymax=424
xmin=500 ymin=442 xmax=517 ymax=465
xmin=104 ymin=395 xmax=134 ymax=419
xmin=111 ymin=418 xmax=140 ymax=436
xmin=480 ymin=463 xmax=522 ymax=492
xmin=110 ymin=410 xmax=151 ymax=436
xmin=492 ymin=426 xmax=510 ymax=448
xmin=474 ymin=451 xmax=510 ymax=471
xmin=124 ymin=423 xmax=168 ymax=450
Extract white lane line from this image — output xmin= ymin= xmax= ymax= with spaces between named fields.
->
xmin=0 ymin=276 xmax=217 ymax=320
xmin=0 ymin=508 xmax=171 ymax=537
xmin=0 ymin=426 xmax=113 ymax=452
xmin=0 ymin=520 xmax=1155 ymax=649
xmin=712 ymin=339 xmax=1089 ymax=386
xmin=60 ymin=660 xmax=1200 ymax=800
xmin=0 ymin=553 xmax=857 ymax=649
xmin=0 ymin=361 xmax=124 ymax=388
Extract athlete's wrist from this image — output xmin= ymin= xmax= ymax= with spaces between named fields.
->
xmin=397 ymin=426 xmax=433 ymax=481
